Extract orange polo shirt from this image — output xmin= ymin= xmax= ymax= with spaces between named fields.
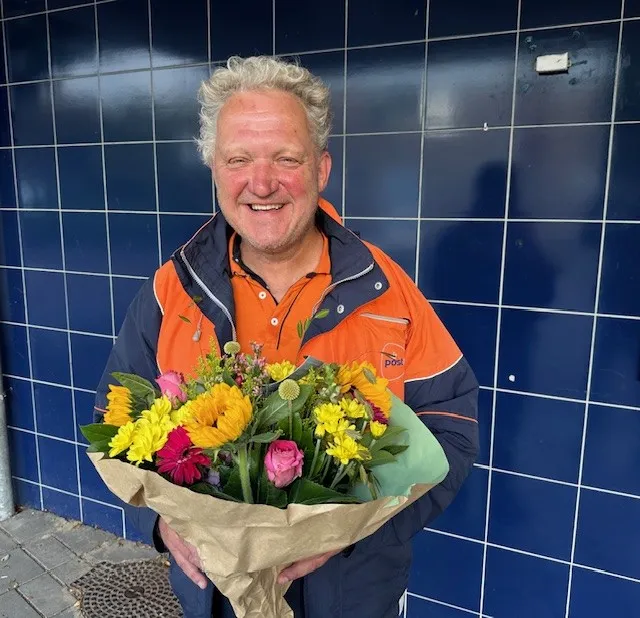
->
xmin=229 ymin=233 xmax=332 ymax=364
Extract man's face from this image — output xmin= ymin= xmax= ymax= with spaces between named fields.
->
xmin=211 ymin=89 xmax=331 ymax=256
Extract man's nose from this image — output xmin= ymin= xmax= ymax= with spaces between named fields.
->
xmin=248 ymin=162 xmax=278 ymax=197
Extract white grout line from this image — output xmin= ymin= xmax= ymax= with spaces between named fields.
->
xmin=0 ymin=264 xmax=148 ymax=279
xmin=272 ymin=0 xmax=276 ymax=56
xmin=564 ymin=5 xmax=627 ymax=616
xmin=407 ymin=592 xmax=493 ymax=618
xmin=43 ymin=0 xmax=84 ymax=521
xmin=479 ymin=1 xmax=522 ymax=612
xmin=0 ymin=321 xmax=115 ymax=338
xmin=1 ymin=0 xmax=117 ymax=22
xmin=2 ymin=374 xmax=97 ymax=394
xmin=1 ymin=1 xmax=44 ymax=511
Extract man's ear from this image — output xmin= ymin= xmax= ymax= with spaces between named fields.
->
xmin=317 ymin=150 xmax=332 ymax=193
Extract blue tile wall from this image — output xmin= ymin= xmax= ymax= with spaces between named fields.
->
xmin=1 ymin=1 xmax=638 ymax=616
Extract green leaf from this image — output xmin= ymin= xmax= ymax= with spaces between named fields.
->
xmin=288 ymin=479 xmax=362 ymax=505
xmin=80 ymin=423 xmax=119 ymax=445
xmin=296 ymin=321 xmax=304 ymax=339
xmin=220 ymin=369 xmax=236 ymax=387
xmin=190 ymin=482 xmax=242 ymax=502
xmin=249 ymin=431 xmax=282 ymax=444
xmin=277 ymin=412 xmax=302 ymax=442
xmin=382 ymin=444 xmax=409 ymax=456
xmin=362 ymin=367 xmax=376 ymax=384
xmin=192 ymin=295 xmax=203 ymax=304
xmin=256 ymin=385 xmax=313 ymax=432
xmin=300 ymin=427 xmax=317 ymax=477
xmin=369 ymin=425 xmax=407 ymax=453
xmin=257 ymin=470 xmax=288 ymax=508
xmin=222 ymin=467 xmax=246 ymax=502
xmin=364 ymin=450 xmax=397 ymax=468
xmin=178 ymin=314 xmax=191 ymax=324
xmin=111 ymin=372 xmax=158 ymax=403
xmin=314 ymin=308 xmax=329 ymax=320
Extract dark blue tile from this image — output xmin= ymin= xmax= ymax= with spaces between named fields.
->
xmin=429 ymin=467 xmax=488 ymax=541
xmin=58 ymin=146 xmax=105 ymax=210
xmin=477 ymin=389 xmax=493 ymax=466
xmin=406 ymin=595 xmax=471 ymax=618
xmin=0 ymin=26 xmax=4 ymax=84
xmin=30 ymin=328 xmax=70 ymax=385
xmin=510 ymin=126 xmax=610 ymax=219
xmin=298 ymin=52 xmax=344 ymax=135
xmin=494 ymin=392 xmax=584 ymax=483
xmin=42 ymin=487 xmax=81 ymax=521
xmin=576 ymin=489 xmax=640 ymax=579
xmin=8 ymin=428 xmax=38 ymax=481
xmin=109 ymin=213 xmax=159 ymax=277
xmin=345 ymin=134 xmax=421 ymax=217
xmin=159 ymin=214 xmax=210 ymax=263
xmin=34 ymin=383 xmax=75 ymax=441
xmin=67 ymin=274 xmax=112 ymax=335
xmin=101 ymin=72 xmax=153 ymax=142
xmin=569 ymin=567 xmax=640 ymax=618
xmin=503 ymin=222 xmax=601 ymax=312
xmin=98 ymin=0 xmax=150 ymax=72
xmin=38 ymin=436 xmax=78 ymax=493
xmin=15 ymin=148 xmax=58 ymax=209
xmin=600 ymin=224 xmax=640 ymax=316
xmin=591 ymin=317 xmax=640 ymax=408
xmin=112 ymin=276 xmax=143 ymax=333
xmin=627 ymin=0 xmax=640 ymax=17
xmin=12 ymin=477 xmax=40 ymax=509
xmin=11 ymin=83 xmax=54 ymax=146
xmin=150 ymin=0 xmax=208 ymax=67
xmin=153 ymin=65 xmax=209 ymax=141
xmin=484 ymin=547 xmax=569 ymax=618
xmin=0 ymin=324 xmax=29 ymax=377
xmin=346 ymin=44 xmax=425 ymax=133
xmin=0 ymin=267 xmax=25 ymax=323
xmin=0 ymin=87 xmax=11 ymax=147
xmin=78 ymin=446 xmax=117 ymax=503
xmin=0 ymin=150 xmax=15 ymax=207
xmin=609 ymin=125 xmax=640 ymax=220
xmin=426 ymin=34 xmax=516 ymax=129
xmin=20 ymin=211 xmax=63 ymax=269
xmin=157 ymin=142 xmax=212 ymax=213
xmin=105 ymin=143 xmax=155 ymax=211
xmin=322 ymin=136 xmax=343 ymax=214
xmin=123 ymin=521 xmax=150 ymax=544
xmin=4 ymin=0 xmax=45 ymax=18
xmin=74 ymin=388 xmax=97 ymax=428
xmin=418 ymin=221 xmax=503 ymax=304
xmin=71 ymin=333 xmax=113 ymax=391
xmin=24 ymin=270 xmax=67 ymax=329
xmin=53 ymin=77 xmax=101 ymax=144
xmin=275 ymin=0 xmax=344 ymax=54
xmin=82 ymin=499 xmax=123 ymax=536
xmin=498 ymin=309 xmax=593 ymax=398
xmin=422 ymin=129 xmax=509 ymax=218
xmin=3 ymin=376 xmax=34 ymax=430
xmin=516 ymin=24 xmax=618 ymax=125
xmin=431 ymin=304 xmax=497 ymax=387
xmin=348 ymin=0 xmax=425 ymax=46
xmin=49 ymin=6 xmax=97 ymax=78
xmin=210 ymin=0 xmax=272 ymax=61
xmin=616 ymin=21 xmax=640 ymax=120
xmin=48 ymin=0 xmax=93 ymax=7
xmin=5 ymin=14 xmax=49 ymax=82
xmin=346 ymin=219 xmax=417 ymax=280
xmin=429 ymin=0 xmax=518 ymax=38
xmin=521 ymin=0 xmax=622 ymax=29
xmin=409 ymin=532 xmax=483 ymax=611
xmin=583 ymin=405 xmax=640 ymax=496
xmin=489 ymin=471 xmax=577 ymax=560
xmin=0 ymin=211 xmax=21 ymax=266
xmin=62 ymin=212 xmax=109 ymax=273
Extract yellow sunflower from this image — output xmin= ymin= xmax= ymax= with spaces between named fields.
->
xmin=182 ymin=383 xmax=253 ymax=448
xmin=103 ymin=385 xmax=133 ymax=427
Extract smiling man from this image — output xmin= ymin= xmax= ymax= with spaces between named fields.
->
xmin=95 ymin=56 xmax=479 ymax=618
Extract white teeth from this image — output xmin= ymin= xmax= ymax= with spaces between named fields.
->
xmin=249 ymin=204 xmax=283 ymax=211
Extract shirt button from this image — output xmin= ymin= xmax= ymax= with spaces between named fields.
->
xmin=271 ymin=317 xmax=279 ymax=326
xmin=374 ymin=282 xmax=383 ymax=290
xmin=337 ymin=304 xmax=345 ymax=314
xmin=258 ymin=291 xmax=267 ymax=300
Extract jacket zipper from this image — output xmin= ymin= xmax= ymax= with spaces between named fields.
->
xmin=311 ymin=262 xmax=375 ymax=316
xmin=180 ymin=248 xmax=238 ymax=342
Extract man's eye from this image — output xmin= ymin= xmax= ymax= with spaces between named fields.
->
xmin=279 ymin=157 xmax=298 ymax=165
xmin=228 ymin=158 xmax=247 ymax=165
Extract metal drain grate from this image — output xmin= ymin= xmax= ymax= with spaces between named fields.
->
xmin=71 ymin=559 xmax=183 ymax=618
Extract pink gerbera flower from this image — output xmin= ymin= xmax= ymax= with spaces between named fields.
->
xmin=156 ymin=427 xmax=210 ymax=486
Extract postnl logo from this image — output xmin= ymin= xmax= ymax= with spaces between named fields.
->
xmin=380 ymin=343 xmax=406 ymax=381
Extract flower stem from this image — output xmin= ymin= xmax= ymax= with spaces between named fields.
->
xmin=309 ymin=439 xmax=322 ymax=478
xmin=237 ymin=444 xmax=254 ymax=504
xmin=288 ymin=401 xmax=293 ymax=438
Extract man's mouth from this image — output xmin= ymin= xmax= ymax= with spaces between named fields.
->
xmin=248 ymin=204 xmax=285 ymax=212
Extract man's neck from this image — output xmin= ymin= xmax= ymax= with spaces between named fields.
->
xmin=239 ymin=227 xmax=325 ymax=302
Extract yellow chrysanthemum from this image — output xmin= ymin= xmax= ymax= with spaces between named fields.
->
xmin=126 ymin=421 xmax=169 ymax=466
xmin=326 ymin=435 xmax=370 ymax=466
xmin=140 ymin=397 xmax=175 ymax=432
xmin=370 ymin=420 xmax=387 ymax=438
xmin=313 ymin=403 xmax=345 ymax=438
xmin=170 ymin=406 xmax=190 ymax=426
xmin=337 ymin=362 xmax=391 ymax=418
xmin=340 ymin=398 xmax=366 ymax=419
xmin=183 ymin=383 xmax=253 ymax=448
xmin=108 ymin=422 xmax=136 ymax=457
xmin=103 ymin=385 xmax=133 ymax=427
xmin=267 ymin=361 xmax=297 ymax=382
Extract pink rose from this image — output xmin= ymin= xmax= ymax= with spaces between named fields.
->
xmin=264 ymin=440 xmax=304 ymax=488
xmin=156 ymin=371 xmax=187 ymax=405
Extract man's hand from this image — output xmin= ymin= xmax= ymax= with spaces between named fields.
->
xmin=277 ymin=548 xmax=342 ymax=585
xmin=158 ymin=517 xmax=207 ymax=590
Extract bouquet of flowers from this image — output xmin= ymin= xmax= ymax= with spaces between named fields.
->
xmin=82 ymin=341 xmax=450 ymax=618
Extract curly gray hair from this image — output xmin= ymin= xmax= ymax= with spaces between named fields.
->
xmin=196 ymin=56 xmax=333 ymax=166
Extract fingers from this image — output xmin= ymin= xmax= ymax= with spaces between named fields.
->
xmin=277 ymin=552 xmax=333 ymax=585
xmin=159 ymin=518 xmax=207 ymax=590
xmin=174 ymin=549 xmax=208 ymax=590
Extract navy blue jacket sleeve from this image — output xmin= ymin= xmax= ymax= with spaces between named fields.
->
xmin=93 ymin=277 xmax=164 ymax=550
